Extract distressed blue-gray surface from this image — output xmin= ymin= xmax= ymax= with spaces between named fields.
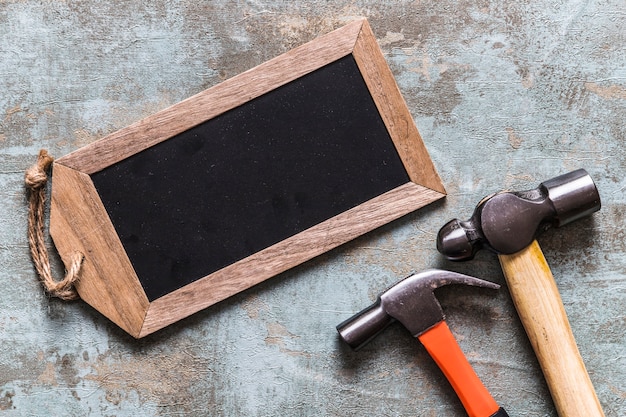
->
xmin=1 ymin=1 xmax=624 ymax=416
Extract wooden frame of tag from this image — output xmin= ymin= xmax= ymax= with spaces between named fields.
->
xmin=49 ymin=18 xmax=446 ymax=338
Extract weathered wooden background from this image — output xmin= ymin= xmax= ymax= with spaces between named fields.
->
xmin=1 ymin=1 xmax=624 ymax=416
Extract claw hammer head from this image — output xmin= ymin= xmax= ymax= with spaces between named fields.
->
xmin=336 ymin=269 xmax=499 ymax=350
xmin=437 ymin=169 xmax=601 ymax=261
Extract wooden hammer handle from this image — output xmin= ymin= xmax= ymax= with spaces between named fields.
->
xmin=498 ymin=240 xmax=604 ymax=417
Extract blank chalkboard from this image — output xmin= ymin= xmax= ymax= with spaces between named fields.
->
xmin=91 ymin=55 xmax=410 ymax=301
xmin=49 ymin=19 xmax=445 ymax=338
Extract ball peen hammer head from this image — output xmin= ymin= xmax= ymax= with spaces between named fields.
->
xmin=437 ymin=169 xmax=601 ymax=261
xmin=336 ymin=269 xmax=499 ymax=350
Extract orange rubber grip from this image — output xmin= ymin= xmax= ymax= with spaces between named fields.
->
xmin=418 ymin=321 xmax=500 ymax=417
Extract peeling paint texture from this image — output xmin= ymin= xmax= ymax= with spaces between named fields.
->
xmin=1 ymin=1 xmax=625 ymax=416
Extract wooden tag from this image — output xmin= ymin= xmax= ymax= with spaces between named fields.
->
xmin=49 ymin=18 xmax=445 ymax=338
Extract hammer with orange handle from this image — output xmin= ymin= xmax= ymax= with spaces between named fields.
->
xmin=337 ymin=269 xmax=509 ymax=417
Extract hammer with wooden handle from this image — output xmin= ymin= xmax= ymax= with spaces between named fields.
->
xmin=436 ymin=169 xmax=604 ymax=417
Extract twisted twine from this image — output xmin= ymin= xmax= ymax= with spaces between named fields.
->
xmin=25 ymin=149 xmax=83 ymax=300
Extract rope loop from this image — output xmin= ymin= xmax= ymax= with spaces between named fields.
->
xmin=25 ymin=149 xmax=83 ymax=301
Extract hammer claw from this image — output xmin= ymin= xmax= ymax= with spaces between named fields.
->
xmin=380 ymin=270 xmax=499 ymax=337
xmin=415 ymin=269 xmax=500 ymax=291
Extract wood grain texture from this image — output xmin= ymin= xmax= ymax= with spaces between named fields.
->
xmin=140 ymin=183 xmax=443 ymax=337
xmin=499 ymin=240 xmax=605 ymax=417
xmin=50 ymin=163 xmax=149 ymax=337
xmin=353 ymin=21 xmax=445 ymax=194
xmin=55 ymin=19 xmax=365 ymax=175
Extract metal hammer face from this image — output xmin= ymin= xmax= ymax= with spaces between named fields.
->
xmin=437 ymin=169 xmax=601 ymax=260
xmin=337 ymin=269 xmax=499 ymax=349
